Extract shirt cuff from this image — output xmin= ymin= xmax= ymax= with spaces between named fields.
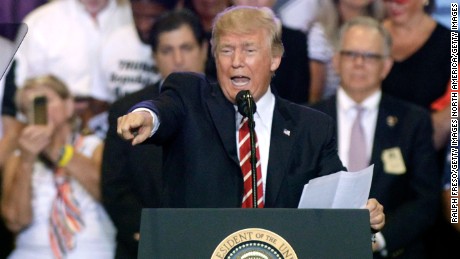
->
xmin=132 ymin=108 xmax=160 ymax=137
xmin=375 ymin=232 xmax=388 ymax=257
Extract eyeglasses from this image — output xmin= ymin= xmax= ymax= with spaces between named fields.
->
xmin=339 ymin=50 xmax=385 ymax=64
xmin=383 ymin=0 xmax=410 ymax=4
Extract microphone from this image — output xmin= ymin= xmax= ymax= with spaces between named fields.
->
xmin=236 ymin=90 xmax=256 ymax=118
xmin=236 ymin=90 xmax=259 ymax=208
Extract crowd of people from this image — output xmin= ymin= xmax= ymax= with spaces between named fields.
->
xmin=0 ymin=0 xmax=457 ymax=258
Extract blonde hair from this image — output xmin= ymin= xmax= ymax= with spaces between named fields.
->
xmin=211 ymin=6 xmax=284 ymax=58
xmin=316 ymin=0 xmax=385 ymax=48
xmin=15 ymin=75 xmax=71 ymax=113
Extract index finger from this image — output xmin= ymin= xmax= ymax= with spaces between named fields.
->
xmin=117 ymin=114 xmax=141 ymax=140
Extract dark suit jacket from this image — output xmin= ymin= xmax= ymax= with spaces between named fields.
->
xmin=101 ymin=82 xmax=163 ymax=259
xmin=132 ymin=72 xmax=344 ymax=208
xmin=314 ymin=94 xmax=441 ymax=258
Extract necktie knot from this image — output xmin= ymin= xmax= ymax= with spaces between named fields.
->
xmin=355 ymin=105 xmax=365 ymax=119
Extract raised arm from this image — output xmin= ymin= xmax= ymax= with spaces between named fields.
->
xmin=1 ymin=124 xmax=51 ymax=232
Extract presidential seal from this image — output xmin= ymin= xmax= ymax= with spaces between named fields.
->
xmin=211 ymin=228 xmax=298 ymax=259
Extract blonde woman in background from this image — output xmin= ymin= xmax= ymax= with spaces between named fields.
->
xmin=1 ymin=75 xmax=115 ymax=259
xmin=308 ymin=0 xmax=385 ymax=104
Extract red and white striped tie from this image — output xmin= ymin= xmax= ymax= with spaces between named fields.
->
xmin=238 ymin=117 xmax=264 ymax=208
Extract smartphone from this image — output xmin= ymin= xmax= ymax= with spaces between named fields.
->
xmin=31 ymin=96 xmax=47 ymax=125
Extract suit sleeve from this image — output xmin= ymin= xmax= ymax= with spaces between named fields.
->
xmin=128 ymin=73 xmax=193 ymax=144
xmin=317 ymin=115 xmax=346 ymax=176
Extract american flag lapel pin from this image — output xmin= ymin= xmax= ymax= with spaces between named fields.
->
xmin=386 ymin=116 xmax=398 ymax=127
xmin=283 ymin=129 xmax=290 ymax=136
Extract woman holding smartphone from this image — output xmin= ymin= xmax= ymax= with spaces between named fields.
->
xmin=1 ymin=75 xmax=115 ymax=259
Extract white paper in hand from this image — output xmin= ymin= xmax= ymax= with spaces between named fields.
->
xmin=298 ymin=165 xmax=374 ymax=209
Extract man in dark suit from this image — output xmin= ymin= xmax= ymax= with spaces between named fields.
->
xmin=233 ymin=0 xmax=310 ymax=104
xmin=117 ymin=6 xmax=385 ymax=231
xmin=313 ymin=17 xmax=441 ymax=258
xmin=101 ymin=9 xmax=208 ymax=259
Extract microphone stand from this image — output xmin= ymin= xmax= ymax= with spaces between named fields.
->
xmin=236 ymin=90 xmax=259 ymax=208
xmin=246 ymin=95 xmax=258 ymax=208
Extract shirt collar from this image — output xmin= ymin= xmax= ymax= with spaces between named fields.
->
xmin=73 ymin=0 xmax=116 ymax=20
xmin=234 ymin=87 xmax=275 ymax=126
xmin=337 ymin=87 xmax=381 ymax=113
xmin=255 ymin=87 xmax=275 ymax=126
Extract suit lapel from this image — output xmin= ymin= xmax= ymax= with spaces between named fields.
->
xmin=153 ymin=81 xmax=161 ymax=95
xmin=265 ymin=98 xmax=296 ymax=206
xmin=205 ymin=83 xmax=240 ymax=166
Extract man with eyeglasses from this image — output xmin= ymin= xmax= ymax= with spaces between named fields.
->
xmin=95 ymin=0 xmax=179 ymax=104
xmin=314 ymin=17 xmax=441 ymax=258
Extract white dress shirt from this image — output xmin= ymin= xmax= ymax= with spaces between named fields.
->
xmin=336 ymin=88 xmax=387 ymax=252
xmin=15 ymin=0 xmax=132 ymax=98
xmin=336 ymin=87 xmax=381 ymax=169
xmin=235 ymin=87 xmax=275 ymax=199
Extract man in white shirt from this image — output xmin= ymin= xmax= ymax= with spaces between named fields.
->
xmin=15 ymin=0 xmax=132 ymax=98
xmin=314 ymin=17 xmax=441 ymax=258
xmin=93 ymin=0 xmax=179 ymax=103
xmin=14 ymin=0 xmax=132 ymax=136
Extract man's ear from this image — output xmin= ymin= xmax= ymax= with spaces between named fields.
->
xmin=270 ymin=54 xmax=282 ymax=72
xmin=380 ymin=57 xmax=394 ymax=80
